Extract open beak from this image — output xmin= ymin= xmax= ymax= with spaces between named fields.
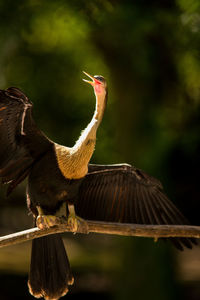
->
xmin=82 ymin=71 xmax=100 ymax=86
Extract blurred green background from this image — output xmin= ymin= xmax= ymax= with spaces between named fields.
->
xmin=0 ymin=0 xmax=200 ymax=299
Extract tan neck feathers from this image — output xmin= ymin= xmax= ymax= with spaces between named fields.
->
xmin=55 ymin=90 xmax=107 ymax=179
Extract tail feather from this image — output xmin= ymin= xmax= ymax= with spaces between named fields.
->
xmin=28 ymin=234 xmax=73 ymax=300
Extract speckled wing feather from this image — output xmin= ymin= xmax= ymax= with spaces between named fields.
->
xmin=76 ymin=164 xmax=197 ymax=250
xmin=0 ymin=87 xmax=52 ymax=194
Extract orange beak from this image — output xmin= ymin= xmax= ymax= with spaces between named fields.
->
xmin=82 ymin=71 xmax=101 ymax=86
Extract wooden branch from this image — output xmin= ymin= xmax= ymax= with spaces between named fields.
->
xmin=0 ymin=218 xmax=200 ymax=248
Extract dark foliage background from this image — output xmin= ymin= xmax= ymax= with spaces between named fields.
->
xmin=0 ymin=0 xmax=200 ymax=299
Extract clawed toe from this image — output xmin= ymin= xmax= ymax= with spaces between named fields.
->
xmin=36 ymin=215 xmax=60 ymax=229
xmin=67 ymin=204 xmax=88 ymax=233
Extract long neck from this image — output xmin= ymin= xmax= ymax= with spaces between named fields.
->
xmin=55 ymin=90 xmax=107 ymax=180
xmin=93 ymin=91 xmax=107 ymax=125
xmin=72 ymin=91 xmax=106 ymax=154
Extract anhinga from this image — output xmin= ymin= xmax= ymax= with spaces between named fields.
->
xmin=0 ymin=72 xmax=196 ymax=300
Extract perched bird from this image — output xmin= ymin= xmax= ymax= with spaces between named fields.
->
xmin=0 ymin=72 xmax=196 ymax=300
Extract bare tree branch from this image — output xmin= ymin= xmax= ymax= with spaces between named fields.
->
xmin=0 ymin=217 xmax=200 ymax=248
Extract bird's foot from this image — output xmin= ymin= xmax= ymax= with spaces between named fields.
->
xmin=36 ymin=215 xmax=60 ymax=229
xmin=67 ymin=204 xmax=88 ymax=234
xmin=67 ymin=214 xmax=88 ymax=233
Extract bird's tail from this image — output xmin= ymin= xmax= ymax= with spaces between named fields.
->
xmin=28 ymin=234 xmax=74 ymax=300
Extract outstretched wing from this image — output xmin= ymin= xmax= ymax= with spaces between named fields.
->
xmin=0 ymin=87 xmax=52 ymax=194
xmin=76 ymin=163 xmax=196 ymax=250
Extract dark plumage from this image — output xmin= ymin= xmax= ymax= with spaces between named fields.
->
xmin=0 ymin=74 xmax=197 ymax=300
xmin=28 ymin=235 xmax=73 ymax=299
xmin=77 ymin=164 xmax=196 ymax=250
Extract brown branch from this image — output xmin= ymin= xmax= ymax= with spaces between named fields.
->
xmin=0 ymin=218 xmax=200 ymax=248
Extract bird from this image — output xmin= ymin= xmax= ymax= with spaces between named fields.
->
xmin=0 ymin=71 xmax=196 ymax=300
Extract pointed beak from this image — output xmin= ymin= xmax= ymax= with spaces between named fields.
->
xmin=82 ymin=71 xmax=100 ymax=86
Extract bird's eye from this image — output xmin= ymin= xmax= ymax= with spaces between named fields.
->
xmin=94 ymin=76 xmax=105 ymax=83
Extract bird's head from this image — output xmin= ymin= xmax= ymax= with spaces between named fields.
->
xmin=83 ymin=71 xmax=107 ymax=96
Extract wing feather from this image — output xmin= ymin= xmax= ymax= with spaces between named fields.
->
xmin=135 ymin=183 xmax=143 ymax=224
xmin=110 ymin=175 xmax=119 ymax=221
xmin=122 ymin=174 xmax=129 ymax=222
xmin=148 ymin=191 xmax=163 ymax=225
xmin=124 ymin=174 xmax=132 ymax=223
xmin=136 ymin=184 xmax=145 ymax=223
xmin=0 ymin=87 xmax=52 ymax=193
xmin=141 ymin=187 xmax=155 ymax=224
xmin=76 ymin=164 xmax=196 ymax=250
